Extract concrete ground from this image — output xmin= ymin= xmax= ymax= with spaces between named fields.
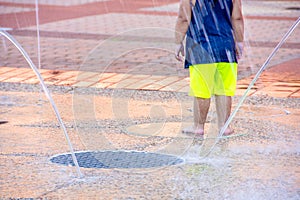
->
xmin=0 ymin=0 xmax=299 ymax=199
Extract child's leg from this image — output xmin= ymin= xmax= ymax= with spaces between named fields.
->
xmin=193 ymin=97 xmax=210 ymax=131
xmin=182 ymin=97 xmax=210 ymax=135
xmin=183 ymin=64 xmax=215 ymax=135
xmin=214 ymin=62 xmax=237 ymax=135
xmin=215 ymin=95 xmax=233 ymax=135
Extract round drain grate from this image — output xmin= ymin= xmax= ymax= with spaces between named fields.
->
xmin=50 ymin=151 xmax=184 ymax=169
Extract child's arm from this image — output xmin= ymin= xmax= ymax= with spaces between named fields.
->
xmin=232 ymin=0 xmax=244 ymax=43
xmin=175 ymin=0 xmax=192 ymax=44
xmin=232 ymin=0 xmax=244 ymax=58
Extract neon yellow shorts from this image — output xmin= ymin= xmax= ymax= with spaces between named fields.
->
xmin=189 ymin=62 xmax=237 ymax=98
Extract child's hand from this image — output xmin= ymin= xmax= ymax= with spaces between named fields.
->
xmin=175 ymin=43 xmax=185 ymax=62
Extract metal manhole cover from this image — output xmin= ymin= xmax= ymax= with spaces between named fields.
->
xmin=50 ymin=151 xmax=184 ymax=169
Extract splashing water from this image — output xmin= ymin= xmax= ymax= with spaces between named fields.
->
xmin=0 ymin=29 xmax=83 ymax=178
xmin=0 ymin=27 xmax=11 ymax=53
xmin=35 ymin=0 xmax=41 ymax=70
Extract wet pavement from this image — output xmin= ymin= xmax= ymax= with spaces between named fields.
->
xmin=0 ymin=0 xmax=300 ymax=199
xmin=0 ymin=83 xmax=299 ymax=199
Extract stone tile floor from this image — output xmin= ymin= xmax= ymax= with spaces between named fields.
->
xmin=0 ymin=84 xmax=299 ymax=199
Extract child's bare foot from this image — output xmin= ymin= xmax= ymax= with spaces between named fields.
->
xmin=182 ymin=126 xmax=204 ymax=136
xmin=222 ymin=127 xmax=234 ymax=136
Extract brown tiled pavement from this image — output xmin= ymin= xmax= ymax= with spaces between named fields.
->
xmin=0 ymin=0 xmax=299 ymax=99
xmin=0 ymin=57 xmax=299 ymax=97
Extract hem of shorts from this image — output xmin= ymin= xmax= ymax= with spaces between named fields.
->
xmin=189 ymin=92 xmax=236 ymax=98
xmin=188 ymin=92 xmax=211 ymax=99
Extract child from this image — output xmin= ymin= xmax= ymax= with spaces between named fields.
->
xmin=175 ymin=0 xmax=244 ymax=135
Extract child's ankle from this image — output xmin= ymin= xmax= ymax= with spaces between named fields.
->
xmin=194 ymin=124 xmax=204 ymax=130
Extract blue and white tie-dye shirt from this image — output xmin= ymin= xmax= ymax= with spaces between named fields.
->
xmin=185 ymin=0 xmax=237 ymax=68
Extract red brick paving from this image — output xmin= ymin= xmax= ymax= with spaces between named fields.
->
xmin=0 ymin=0 xmax=178 ymax=28
xmin=0 ymin=0 xmax=299 ymax=98
xmin=1 ymin=0 xmax=297 ymax=29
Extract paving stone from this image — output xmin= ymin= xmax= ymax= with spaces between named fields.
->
xmin=72 ymin=81 xmax=96 ymax=87
xmin=0 ymin=66 xmax=16 ymax=74
xmin=290 ymin=90 xmax=300 ymax=98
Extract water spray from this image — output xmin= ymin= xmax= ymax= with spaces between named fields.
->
xmin=35 ymin=0 xmax=41 ymax=70
xmin=0 ymin=29 xmax=83 ymax=178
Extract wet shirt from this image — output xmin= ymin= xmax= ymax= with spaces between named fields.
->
xmin=185 ymin=0 xmax=237 ymax=68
